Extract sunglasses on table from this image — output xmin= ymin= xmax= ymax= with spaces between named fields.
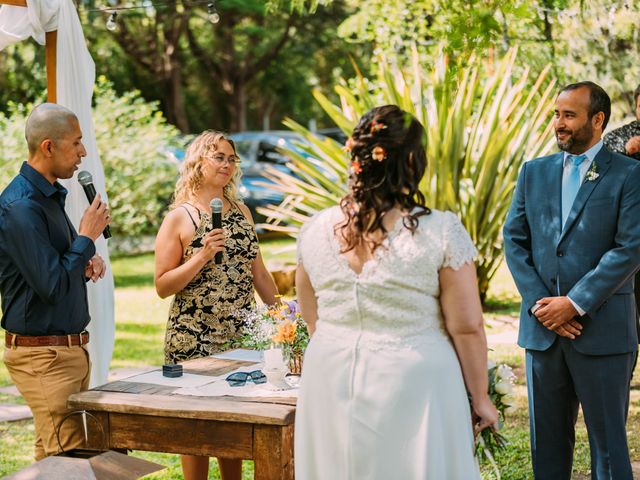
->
xmin=225 ymin=370 xmax=266 ymax=386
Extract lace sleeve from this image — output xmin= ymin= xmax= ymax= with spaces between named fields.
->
xmin=442 ymin=211 xmax=477 ymax=270
xmin=296 ymin=213 xmax=319 ymax=265
xmin=296 ymin=224 xmax=309 ymax=265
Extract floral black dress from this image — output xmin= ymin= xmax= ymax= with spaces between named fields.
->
xmin=164 ymin=202 xmax=258 ymax=364
xmin=603 ymin=120 xmax=640 ymax=160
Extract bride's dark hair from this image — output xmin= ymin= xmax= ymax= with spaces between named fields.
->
xmin=337 ymin=104 xmax=430 ymax=253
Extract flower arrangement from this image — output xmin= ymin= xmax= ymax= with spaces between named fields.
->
xmin=476 ymin=361 xmax=516 ymax=479
xmin=238 ymin=299 xmax=309 ymax=373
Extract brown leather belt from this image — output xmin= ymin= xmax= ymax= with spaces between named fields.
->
xmin=5 ymin=331 xmax=90 ymax=348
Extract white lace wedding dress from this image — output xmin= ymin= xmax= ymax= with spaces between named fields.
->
xmin=294 ymin=206 xmax=481 ymax=480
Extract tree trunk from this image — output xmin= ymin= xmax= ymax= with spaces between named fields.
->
xmin=163 ymin=44 xmax=189 ymax=132
xmin=234 ymin=80 xmax=247 ymax=132
xmin=109 ymin=7 xmax=190 ymax=133
xmin=187 ymin=11 xmax=294 ymax=133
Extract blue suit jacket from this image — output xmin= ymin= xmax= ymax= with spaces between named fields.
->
xmin=504 ymin=147 xmax=640 ymax=354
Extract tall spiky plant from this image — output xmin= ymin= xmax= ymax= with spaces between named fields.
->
xmin=259 ymin=46 xmax=556 ymax=301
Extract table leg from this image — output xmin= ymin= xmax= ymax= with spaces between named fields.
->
xmin=253 ymin=424 xmax=294 ymax=480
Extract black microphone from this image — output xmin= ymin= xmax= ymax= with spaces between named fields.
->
xmin=210 ymin=197 xmax=223 ymax=264
xmin=77 ymin=171 xmax=112 ymax=239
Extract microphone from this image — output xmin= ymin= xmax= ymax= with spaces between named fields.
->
xmin=77 ymin=171 xmax=112 ymax=239
xmin=210 ymin=197 xmax=223 ymax=264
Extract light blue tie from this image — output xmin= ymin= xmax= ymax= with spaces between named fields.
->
xmin=562 ymin=154 xmax=587 ymax=227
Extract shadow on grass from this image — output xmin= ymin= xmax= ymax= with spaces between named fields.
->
xmin=114 ymin=273 xmax=155 ymax=288
xmin=113 ymin=322 xmax=165 ymax=365
xmin=483 ymin=293 xmax=521 ymax=316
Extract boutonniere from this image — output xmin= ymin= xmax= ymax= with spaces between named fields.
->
xmin=586 ymin=161 xmax=599 ymax=181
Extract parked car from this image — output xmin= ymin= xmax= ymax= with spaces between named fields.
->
xmin=230 ymin=131 xmax=324 ymax=227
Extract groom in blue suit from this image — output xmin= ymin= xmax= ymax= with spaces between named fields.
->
xmin=504 ymin=81 xmax=640 ymax=479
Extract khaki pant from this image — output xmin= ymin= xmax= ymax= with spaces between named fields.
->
xmin=4 ymin=344 xmax=91 ymax=460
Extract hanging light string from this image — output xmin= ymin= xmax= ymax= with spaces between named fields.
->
xmin=92 ymin=0 xmax=220 ymax=31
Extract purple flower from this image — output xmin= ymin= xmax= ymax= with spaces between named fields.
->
xmin=285 ymin=300 xmax=299 ymax=320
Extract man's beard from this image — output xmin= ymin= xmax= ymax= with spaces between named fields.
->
xmin=556 ymin=120 xmax=594 ymax=153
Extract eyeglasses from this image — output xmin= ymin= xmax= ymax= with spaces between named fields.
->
xmin=205 ymin=153 xmax=240 ymax=166
xmin=225 ymin=370 xmax=266 ymax=386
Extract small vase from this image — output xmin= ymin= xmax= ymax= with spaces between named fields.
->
xmin=288 ymin=348 xmax=304 ymax=375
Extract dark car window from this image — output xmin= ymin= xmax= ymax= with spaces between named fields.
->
xmin=257 ymin=141 xmax=288 ymax=164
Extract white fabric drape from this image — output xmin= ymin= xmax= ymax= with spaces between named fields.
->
xmin=0 ymin=0 xmax=115 ymax=387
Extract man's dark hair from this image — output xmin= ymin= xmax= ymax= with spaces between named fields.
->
xmin=634 ymin=84 xmax=640 ymax=104
xmin=560 ymin=81 xmax=611 ymax=130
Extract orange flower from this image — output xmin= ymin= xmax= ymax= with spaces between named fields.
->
xmin=272 ymin=320 xmax=297 ymax=344
xmin=371 ymin=146 xmax=386 ymax=161
xmin=370 ymin=120 xmax=387 ymax=133
xmin=268 ymin=308 xmax=285 ymax=320
xmin=351 ymin=160 xmax=362 ymax=174
xmin=343 ymin=137 xmax=355 ymax=153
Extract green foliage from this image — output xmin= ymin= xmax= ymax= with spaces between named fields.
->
xmin=78 ymin=0 xmax=359 ymax=133
xmin=0 ymin=42 xmax=47 ymax=113
xmin=260 ymin=47 xmax=556 ymax=300
xmin=554 ymin=1 xmax=640 ymax=118
xmin=0 ymin=102 xmax=30 ymax=189
xmin=337 ymin=0 xmax=535 ymax=61
xmin=93 ymin=76 xmax=181 ymax=237
xmin=336 ymin=0 xmax=640 ymax=120
xmin=0 ymin=78 xmax=181 ymax=238
xmin=266 ymin=0 xmax=333 ymax=13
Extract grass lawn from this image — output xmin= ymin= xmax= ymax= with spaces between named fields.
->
xmin=1 ymin=237 xmax=639 ymax=478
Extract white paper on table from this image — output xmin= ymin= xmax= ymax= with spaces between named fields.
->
xmin=212 ymin=349 xmax=263 ymax=363
xmin=124 ymin=370 xmax=216 ymax=388
xmin=174 ymin=379 xmax=299 ymax=398
xmin=107 ymin=366 xmax=157 ymax=382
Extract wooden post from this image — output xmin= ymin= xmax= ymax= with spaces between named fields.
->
xmin=0 ymin=0 xmax=57 ymax=103
xmin=45 ymin=31 xmax=57 ymax=102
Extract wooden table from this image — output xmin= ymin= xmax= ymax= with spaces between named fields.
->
xmin=67 ymin=356 xmax=296 ymax=479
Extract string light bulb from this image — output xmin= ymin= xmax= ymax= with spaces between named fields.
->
xmin=106 ymin=11 xmax=118 ymax=31
xmin=207 ymin=2 xmax=220 ymax=24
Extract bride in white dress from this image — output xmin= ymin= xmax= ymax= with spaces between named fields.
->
xmin=294 ymin=105 xmax=499 ymax=479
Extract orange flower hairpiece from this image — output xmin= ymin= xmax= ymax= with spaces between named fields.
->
xmin=351 ymin=160 xmax=362 ymax=174
xmin=370 ymin=120 xmax=387 ymax=134
xmin=343 ymin=137 xmax=355 ymax=153
xmin=371 ymin=146 xmax=386 ymax=161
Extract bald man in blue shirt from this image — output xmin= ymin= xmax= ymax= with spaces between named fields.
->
xmin=0 ymin=103 xmax=111 ymax=460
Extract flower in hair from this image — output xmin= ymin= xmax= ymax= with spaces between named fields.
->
xmin=371 ymin=146 xmax=386 ymax=162
xmin=370 ymin=120 xmax=387 ymax=134
xmin=351 ymin=160 xmax=362 ymax=174
xmin=343 ymin=137 xmax=355 ymax=153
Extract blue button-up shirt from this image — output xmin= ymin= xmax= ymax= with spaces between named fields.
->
xmin=0 ymin=163 xmax=95 ymax=335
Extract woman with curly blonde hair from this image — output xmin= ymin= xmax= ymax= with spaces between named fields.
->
xmin=155 ymin=131 xmax=278 ymax=480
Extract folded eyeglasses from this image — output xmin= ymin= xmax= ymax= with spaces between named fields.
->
xmin=225 ymin=370 xmax=266 ymax=386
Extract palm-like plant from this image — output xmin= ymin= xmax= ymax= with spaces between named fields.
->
xmin=260 ymin=46 xmax=557 ymax=301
